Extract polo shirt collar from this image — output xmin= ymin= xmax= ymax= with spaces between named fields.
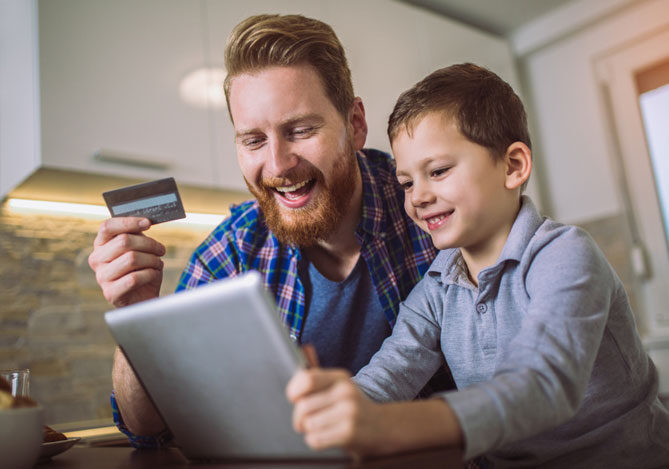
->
xmin=428 ymin=196 xmax=544 ymax=286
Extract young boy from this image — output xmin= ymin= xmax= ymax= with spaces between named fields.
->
xmin=286 ymin=63 xmax=669 ymax=468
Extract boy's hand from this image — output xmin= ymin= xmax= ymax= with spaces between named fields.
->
xmin=286 ymin=369 xmax=465 ymax=457
xmin=286 ymin=368 xmax=388 ymax=455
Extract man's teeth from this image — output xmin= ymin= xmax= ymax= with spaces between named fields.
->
xmin=276 ymin=180 xmax=310 ymax=193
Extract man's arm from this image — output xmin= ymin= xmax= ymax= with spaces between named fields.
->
xmin=88 ymin=216 xmax=168 ymax=439
xmin=112 ymin=347 xmax=166 ymax=436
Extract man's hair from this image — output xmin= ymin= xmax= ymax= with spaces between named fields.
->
xmin=223 ymin=14 xmax=354 ymax=120
xmin=388 ymin=63 xmax=532 ymax=161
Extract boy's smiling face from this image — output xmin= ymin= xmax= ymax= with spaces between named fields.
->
xmin=392 ymin=112 xmax=522 ymax=263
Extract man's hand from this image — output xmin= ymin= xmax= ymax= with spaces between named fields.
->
xmin=88 ymin=217 xmax=166 ymax=307
xmin=286 ymin=368 xmax=464 ymax=458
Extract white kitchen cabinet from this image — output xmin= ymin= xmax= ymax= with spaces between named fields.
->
xmin=0 ymin=0 xmax=41 ymax=200
xmin=13 ymin=0 xmax=518 ymax=199
xmin=38 ymin=0 xmax=246 ymax=191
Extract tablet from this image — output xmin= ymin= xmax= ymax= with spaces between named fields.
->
xmin=105 ymin=271 xmax=346 ymax=461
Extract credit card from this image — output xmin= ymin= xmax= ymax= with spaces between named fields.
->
xmin=102 ymin=177 xmax=186 ymax=224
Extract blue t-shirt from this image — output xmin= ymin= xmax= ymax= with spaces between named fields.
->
xmin=299 ymin=255 xmax=390 ymax=375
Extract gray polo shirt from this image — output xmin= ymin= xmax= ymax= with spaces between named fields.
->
xmin=354 ymin=196 xmax=669 ymax=468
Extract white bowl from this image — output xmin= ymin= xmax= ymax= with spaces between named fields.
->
xmin=0 ymin=406 xmax=44 ymax=468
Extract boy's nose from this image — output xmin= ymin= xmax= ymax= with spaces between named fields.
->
xmin=266 ymin=138 xmax=299 ymax=176
xmin=411 ymin=183 xmax=435 ymax=207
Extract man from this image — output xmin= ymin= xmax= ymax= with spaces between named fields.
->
xmin=88 ymin=14 xmax=445 ymax=446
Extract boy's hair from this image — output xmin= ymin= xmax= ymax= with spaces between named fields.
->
xmin=223 ymin=14 xmax=354 ymax=121
xmin=388 ymin=63 xmax=532 ymax=163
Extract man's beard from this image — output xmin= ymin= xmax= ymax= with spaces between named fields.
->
xmin=245 ymin=141 xmax=358 ymax=246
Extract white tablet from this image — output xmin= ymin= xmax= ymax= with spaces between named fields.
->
xmin=105 ymin=271 xmax=346 ymax=461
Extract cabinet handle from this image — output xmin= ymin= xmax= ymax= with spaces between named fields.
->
xmin=93 ymin=149 xmax=171 ymax=171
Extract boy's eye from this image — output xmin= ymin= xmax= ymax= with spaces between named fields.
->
xmin=430 ymin=167 xmax=450 ymax=178
xmin=399 ymin=180 xmax=413 ymax=191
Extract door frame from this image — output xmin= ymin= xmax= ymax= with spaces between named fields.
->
xmin=595 ymin=27 xmax=669 ymax=338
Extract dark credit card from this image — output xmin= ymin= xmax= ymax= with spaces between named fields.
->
xmin=102 ymin=177 xmax=186 ymax=225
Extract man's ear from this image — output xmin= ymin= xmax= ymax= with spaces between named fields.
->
xmin=349 ymin=97 xmax=368 ymax=151
xmin=504 ymin=142 xmax=532 ymax=190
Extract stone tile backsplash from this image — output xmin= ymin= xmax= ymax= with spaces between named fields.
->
xmin=0 ymin=205 xmax=638 ymax=425
xmin=0 ymin=206 xmax=212 ymax=425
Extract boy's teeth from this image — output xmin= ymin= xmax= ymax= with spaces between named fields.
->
xmin=428 ymin=215 xmax=446 ymax=224
xmin=276 ymin=180 xmax=309 ymax=192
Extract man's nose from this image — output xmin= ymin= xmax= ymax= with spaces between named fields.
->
xmin=266 ymin=137 xmax=299 ymax=176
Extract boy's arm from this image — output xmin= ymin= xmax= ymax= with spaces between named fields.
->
xmin=443 ymin=227 xmax=619 ymax=459
xmin=286 ymin=368 xmax=463 ymax=457
xmin=354 ymin=282 xmax=447 ymax=402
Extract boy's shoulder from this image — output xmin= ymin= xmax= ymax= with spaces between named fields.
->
xmin=425 ymin=197 xmax=612 ymax=284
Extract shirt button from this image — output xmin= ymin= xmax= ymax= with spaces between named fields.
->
xmin=477 ymin=304 xmax=487 ymax=313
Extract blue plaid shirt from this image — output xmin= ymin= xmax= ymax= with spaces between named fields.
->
xmin=112 ymin=149 xmax=438 ymax=448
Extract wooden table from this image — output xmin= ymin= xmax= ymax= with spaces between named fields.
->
xmin=35 ymin=444 xmax=464 ymax=468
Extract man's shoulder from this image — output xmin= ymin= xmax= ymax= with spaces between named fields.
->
xmin=359 ymin=148 xmax=397 ymax=181
xmin=195 ymin=199 xmax=274 ymax=255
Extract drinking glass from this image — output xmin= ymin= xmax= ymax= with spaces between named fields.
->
xmin=0 ymin=369 xmax=31 ymax=397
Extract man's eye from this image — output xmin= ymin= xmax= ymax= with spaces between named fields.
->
xmin=291 ymin=127 xmax=314 ymax=137
xmin=242 ymin=137 xmax=264 ymax=148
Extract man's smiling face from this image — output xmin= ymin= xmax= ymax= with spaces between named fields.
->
xmin=228 ymin=65 xmax=360 ymax=246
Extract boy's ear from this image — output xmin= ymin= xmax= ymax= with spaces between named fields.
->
xmin=348 ymin=97 xmax=368 ymax=151
xmin=503 ymin=142 xmax=532 ymax=190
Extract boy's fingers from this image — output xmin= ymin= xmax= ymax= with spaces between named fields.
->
xmin=286 ymin=369 xmax=351 ymax=402
xmin=292 ymin=384 xmax=340 ymax=432
xmin=290 ymin=375 xmax=358 ymax=434
xmin=304 ymin=417 xmax=358 ymax=451
xmin=302 ymin=344 xmax=319 ymax=368
xmin=301 ymin=396 xmax=359 ymax=433
xmin=94 ymin=217 xmax=151 ymax=246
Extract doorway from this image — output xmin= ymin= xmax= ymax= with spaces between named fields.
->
xmin=595 ymin=28 xmax=669 ymax=339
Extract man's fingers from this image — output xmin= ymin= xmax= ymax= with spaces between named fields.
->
xmin=94 ymin=217 xmax=151 ymax=247
xmin=101 ymin=268 xmax=162 ymax=306
xmin=96 ymin=251 xmax=164 ymax=284
xmin=92 ymin=232 xmax=166 ymax=266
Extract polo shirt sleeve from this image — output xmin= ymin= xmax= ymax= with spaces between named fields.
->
xmin=353 ymin=276 xmax=446 ymax=402
xmin=441 ymin=227 xmax=618 ymax=459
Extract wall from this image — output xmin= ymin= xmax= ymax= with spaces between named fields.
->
xmin=0 ymin=206 xmax=211 ymax=425
xmin=0 ymin=0 xmax=527 ymax=425
xmin=520 ymin=0 xmax=669 ymax=224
